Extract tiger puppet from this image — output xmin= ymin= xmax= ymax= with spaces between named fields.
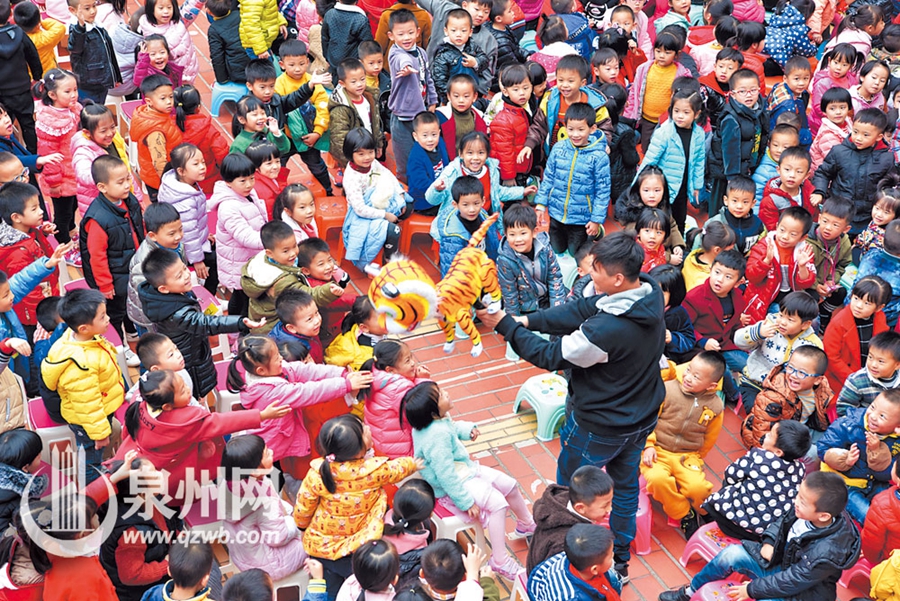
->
xmin=365 ymin=213 xmax=503 ymax=356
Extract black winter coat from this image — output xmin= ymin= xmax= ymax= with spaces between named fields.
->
xmin=138 ymin=283 xmax=248 ymax=398
xmin=608 ymin=121 xmax=640 ymax=201
xmin=708 ymin=98 xmax=768 ymax=181
xmin=431 ymin=39 xmax=489 ymax=102
xmin=0 ymin=24 xmax=42 ymax=95
xmin=743 ymin=508 xmax=860 ymax=601
xmin=208 ymin=10 xmax=249 ymax=84
xmin=489 ymin=25 xmax=530 ymax=83
xmin=811 ymin=138 xmax=897 ymax=233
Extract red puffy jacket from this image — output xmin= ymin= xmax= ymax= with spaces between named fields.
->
xmin=861 ymin=485 xmax=900 ymax=564
xmin=823 ymin=305 xmax=889 ymax=396
xmin=180 ymin=113 xmax=230 ymax=196
xmin=743 ymin=233 xmax=817 ymax=323
xmin=490 ymin=103 xmax=533 ymax=181
xmin=0 ymin=223 xmax=58 ymax=326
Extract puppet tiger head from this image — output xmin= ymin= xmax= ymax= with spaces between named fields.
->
xmin=366 ymin=257 xmax=439 ymax=334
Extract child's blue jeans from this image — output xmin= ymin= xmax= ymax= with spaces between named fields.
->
xmin=390 ymin=115 xmax=415 ymax=182
xmin=68 ymin=416 xmax=113 ymax=484
xmin=690 ymin=544 xmax=786 ymax=601
xmin=847 ymin=481 xmax=890 ymax=526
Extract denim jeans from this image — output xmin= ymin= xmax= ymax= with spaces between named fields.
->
xmin=390 ymin=116 xmax=416 ymax=182
xmin=690 ymin=544 xmax=786 ymax=601
xmin=69 ymin=417 xmax=112 ymax=484
xmin=847 ymin=481 xmax=890 ymax=525
xmin=557 ymin=415 xmax=655 ymax=564
xmin=720 ymin=350 xmax=748 ymax=403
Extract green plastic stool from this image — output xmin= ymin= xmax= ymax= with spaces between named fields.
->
xmin=513 ymin=373 xmax=569 ymax=441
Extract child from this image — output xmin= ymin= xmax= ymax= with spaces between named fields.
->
xmin=209 ymin=153 xmax=268 ymax=318
xmin=133 ymin=35 xmax=184 ymax=88
xmin=437 ymin=176 xmax=500 ymax=276
xmin=818 ymin=389 xmax=900 ymax=525
xmin=764 ymin=1 xmax=817 ymax=74
xmin=140 ymin=541 xmax=215 ymax=601
xmin=490 ymin=65 xmax=534 ymax=187
xmin=766 ymin=56 xmax=813 ymax=148
xmin=654 ymin=0 xmax=691 ymax=33
xmin=274 ymin=183 xmax=319 ymax=242
xmin=324 ymin=296 xmax=389 ymax=370
xmin=431 ymin=9 xmax=489 ymax=103
xmin=707 ymin=69 xmax=768 ymax=217
xmin=642 ymin=352 xmax=725 ymax=539
xmin=636 ymin=208 xmax=677 ymax=271
xmin=405 ymin=381 xmax=536 ymax=580
xmin=42 ymin=289 xmax=124 ymax=482
xmin=812 ymin=109 xmax=895 ymax=235
xmin=528 ymin=524 xmax=622 ymax=601
xmin=682 ymin=221 xmax=736 ymax=292
xmin=268 ymin=291 xmax=327 ymax=363
xmin=342 ymin=127 xmax=409 ymax=270
xmin=535 ymin=103 xmax=610 ymax=257
xmin=436 ymin=74 xmax=488 ymax=162
xmin=34 ymin=69 xmax=80 ymax=248
xmin=490 ymin=0 xmax=530 ymax=78
xmin=293 ymin=415 xmax=420 ymax=591
xmin=132 ymin=332 xmax=197 ymax=405
xmin=206 ymin=0 xmax=250 ymax=85
xmin=375 ymin=0 xmax=433 ymax=58
xmin=648 ymin=264 xmax=695 ymax=364
xmin=387 ymin=8 xmax=438 ymax=183
xmin=0 ymin=429 xmax=45 ymax=533
xmin=599 ymin=83 xmax=639 ymax=202
xmin=174 ymin=85 xmax=230 ymax=195
xmin=79 ymin=155 xmax=144 ymax=352
xmin=742 ymin=207 xmax=817 ymax=323
xmin=71 ymin=102 xmax=138 ymax=221
xmin=247 ymin=140 xmax=287 ymax=218
xmin=809 ymin=43 xmax=864 ymax=136
xmin=530 ymin=16 xmax=577 ymax=87
xmin=697 ymin=43 xmax=743 ymax=126
xmin=14 ymin=3 xmax=66 ymax=74
xmin=809 ymin=87 xmax=853 ymax=173
xmin=329 ymin=58 xmax=385 ymax=168
xmin=222 ymin=570 xmax=276 ymax=601
xmin=824 ymin=3 xmax=884 ymax=58
xmin=659 ymin=471 xmax=860 ymax=601
xmin=706 ymin=175 xmax=765 ymax=257
xmin=126 ymin=202 xmax=188 ymax=334
xmin=418 ymin=540 xmax=495 ymax=601
xmin=239 ymin=0 xmax=287 ymax=60
xmin=336 ymin=539 xmax=401 ymax=600
xmin=614 ymin=166 xmax=674 ymax=230
xmin=856 ymin=183 xmax=900 ymax=258
xmin=600 ymin=12 xmax=648 ymax=85
xmin=109 ymin=10 xmax=144 ymax=99
xmin=623 ymin=31 xmax=692 ymax=152
xmin=752 ymin=124 xmax=801 ymax=210
xmin=67 ymin=0 xmax=120 ymax=104
xmin=851 ymin=60 xmax=889 ymax=114
xmin=759 ymin=147 xmax=816 ymax=231
xmin=862 ymin=459 xmax=900 ymax=566
xmin=119 ymin=368 xmax=289 ymax=500
xmin=139 ymin=0 xmax=203 ymax=82
xmin=381 ymin=479 xmax=436 ymax=589
xmin=824 ymin=276 xmax=891 ymax=396
xmin=130 ymin=75 xmax=183 ymax=196
xmin=33 ymin=295 xmax=65 ymax=368
xmin=808 ymin=196 xmax=854 ymax=327
xmin=548 ymin=0 xmax=594 ymax=62
xmin=297 ymin=238 xmax=356 ymax=343
xmin=157 ymin=143 xmax=216 ymax=289
xmin=359 ymin=40 xmax=391 ymax=100
xmin=230 ymin=95 xmax=291 ymax=156
xmin=526 ymin=465 xmax=613 ymax=574
xmin=637 ymin=89 xmax=705 ymax=233
xmin=322 ymin=0 xmax=373 ymax=80
xmin=361 ymin=339 xmax=430 ymax=458
xmin=837 ymin=331 xmax=900 ymax=416
xmin=741 ymin=345 xmax=832 ymax=455
xmin=703 ymin=420 xmax=811 ymax=541
xmin=407 ymin=111 xmax=450 ymax=213
xmin=854 ymin=220 xmax=900 ymax=326
xmin=497 ymin=203 xmax=566 ymax=317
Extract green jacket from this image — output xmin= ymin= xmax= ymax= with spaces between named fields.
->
xmin=327 ymin=85 xmax=384 ymax=167
xmin=230 ymin=129 xmax=291 ymax=155
xmin=807 ymin=225 xmax=852 ymax=288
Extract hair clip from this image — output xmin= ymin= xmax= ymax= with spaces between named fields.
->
xmin=325 ymin=454 xmax=336 ymax=462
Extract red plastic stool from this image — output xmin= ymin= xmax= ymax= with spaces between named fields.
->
xmin=680 ymin=523 xmax=741 ymax=567
xmin=399 ymin=213 xmax=436 ymax=257
xmin=838 ymin=557 xmax=872 ymax=588
xmin=314 ymin=197 xmax=348 ymax=264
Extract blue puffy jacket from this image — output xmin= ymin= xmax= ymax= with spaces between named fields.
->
xmin=535 ymin=134 xmax=611 ymax=226
xmin=496 ymin=233 xmax=567 ymax=316
xmin=636 ymin=119 xmax=705 ymax=205
xmin=437 ymin=209 xmax=500 ymax=276
xmin=752 ymin=151 xmax=779 ymax=208
xmin=0 ymin=258 xmax=54 ymax=383
xmin=555 ymin=13 xmax=596 ymax=61
xmin=817 ymin=406 xmax=900 ymax=485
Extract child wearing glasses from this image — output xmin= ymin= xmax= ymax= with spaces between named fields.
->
xmin=734 ymin=291 xmax=823 ymax=411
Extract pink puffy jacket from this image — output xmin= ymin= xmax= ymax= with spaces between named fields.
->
xmin=36 ymin=103 xmax=81 ymax=198
xmin=239 ymin=361 xmax=352 ymax=461
xmin=364 ymin=368 xmax=428 ymax=459
xmin=70 ymin=129 xmax=141 ymax=216
xmin=208 ymin=180 xmax=268 ymax=290
xmin=732 ymin=0 xmax=765 ymax=22
xmin=295 ymin=0 xmax=318 ymax=43
xmin=139 ymin=0 xmax=204 ymax=84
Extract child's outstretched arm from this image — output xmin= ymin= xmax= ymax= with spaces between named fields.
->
xmin=8 ymin=251 xmax=67 ymax=304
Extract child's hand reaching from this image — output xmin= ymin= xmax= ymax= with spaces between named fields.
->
xmin=642 ymin=447 xmax=657 ymax=466
xmin=670 ymin=247 xmax=684 ymax=265
xmin=466 ymin=504 xmax=481 ymax=521
xmin=260 ymin=400 xmax=291 ymax=421
xmin=517 ymin=147 xmax=532 ymax=164
xmin=110 ymin=450 xmax=139 ymax=484
xmin=37 ymin=153 xmax=64 ymax=167
xmin=304 ymin=558 xmax=324 ymax=580
xmin=39 ymin=222 xmax=58 ymax=236
xmin=523 ymin=185 xmax=538 ymax=196
xmin=46 ymin=241 xmax=75 ymax=269
xmin=462 ymin=543 xmax=487 ymax=582
xmin=265 ymin=117 xmax=281 ymax=137
xmin=243 ymin=317 xmax=266 ymax=329
xmin=329 ymin=283 xmax=344 ymax=296
xmin=5 ymin=338 xmax=31 ymax=357
xmin=347 ymin=370 xmax=374 ymax=391
xmin=309 ymin=70 xmax=331 ymax=87
xmin=396 ymin=64 xmax=419 ymax=78
xmin=414 ymin=457 xmax=426 ymax=470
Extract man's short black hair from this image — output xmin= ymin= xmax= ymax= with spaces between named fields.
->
xmin=260 ymin=220 xmax=296 ymax=251
xmin=141 ymin=247 xmax=184 ymax=289
xmin=503 ymin=202 xmax=537 ymax=230
xmin=421 ymin=540 xmax=466 ymax=592
xmin=779 ymin=206 xmax=814 ymax=235
xmin=592 ymin=231 xmax=643 ymax=282
xmin=772 ymin=419 xmax=812 ymax=462
xmin=711 ymin=248 xmax=746 ymax=278
xmin=780 ymin=291 xmax=818 ymax=322
xmin=245 ymin=58 xmax=277 ymax=84
xmin=169 ymin=541 xmax=214 ymax=589
xmin=451 ymin=175 xmax=484 ymax=203
xmin=296 ymin=237 xmax=331 ymax=269
xmin=59 ymin=288 xmax=106 ymax=330
xmin=569 ymin=466 xmax=613 ymax=505
xmin=803 ymin=471 xmax=848 ymax=517
xmin=564 ymin=524 xmax=614 ymax=572
xmin=143 ymin=201 xmax=181 ymax=234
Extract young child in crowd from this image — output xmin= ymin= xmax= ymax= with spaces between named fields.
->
xmin=437 ymin=176 xmax=500 ymax=276
xmin=359 ymin=41 xmax=390 ymax=107
xmin=497 ymin=203 xmax=566 ymax=317
xmin=759 ymin=147 xmax=817 ymax=231
xmin=382 ymin=479 xmax=436 ymax=589
xmin=157 ymin=143 xmax=215 ymax=291
xmin=530 ymin=17 xmax=577 ymax=87
xmin=407 ymin=111 xmax=450 ymax=213
xmin=642 ymin=352 xmax=725 ymax=539
xmin=682 ymin=221 xmax=736 ymax=292
xmin=861 ymin=459 xmax=900 ymax=566
xmin=269 ymin=291 xmax=328 ymax=363
xmin=296 ymin=237 xmax=355 ymax=342
xmin=436 ymin=74 xmax=487 ymax=163
xmin=490 ymin=65 xmax=534 ymax=187
xmin=405 ymin=381 xmax=536 ymax=580
xmin=766 ymin=56 xmax=812 ymax=147
xmin=636 ymin=208 xmax=678 ymax=272
xmin=526 ymin=465 xmax=613 ymax=574
xmin=173 ymin=85 xmax=230 ymax=196
xmin=826 ymin=3 xmax=884 ymax=57
xmin=130 ymin=75 xmax=183 ymax=197
xmin=824 ymin=276 xmax=892 ymax=397
xmin=809 ymin=87 xmax=853 ymax=173
xmin=0 ymin=429 xmax=46 ymax=533
xmin=528 ymin=524 xmax=622 ymax=601
xmin=550 ymin=0 xmax=596 ymax=61
xmin=854 ymin=220 xmax=900 ymax=326
xmin=837 ymin=331 xmax=900 ymax=416
xmin=387 ymin=9 xmax=438 ymax=183
xmin=33 ymin=295 xmax=65 ymax=368
xmin=0 ymin=104 xmax=57 ymax=195
xmin=274 ymin=183 xmax=319 ymax=243
xmin=14 ymin=2 xmax=66 ymax=75
xmin=140 ymin=542 xmax=215 ymax=601
xmin=205 ymin=0 xmax=249 ymax=85
xmin=855 ymin=182 xmax=900 ymax=258
xmin=139 ymin=0 xmax=203 ymax=82
xmin=698 ymin=45 xmax=742 ymax=128
xmin=705 ymin=176 xmax=765 ymax=257
xmin=335 ymin=539 xmax=402 ymax=601
xmin=818 ymin=389 xmax=900 ymax=525
xmin=329 ymin=58 xmax=385 ymax=168
xmin=615 ymin=166 xmax=674 ymax=232
xmin=133 ymin=35 xmax=184 ymax=88
xmin=851 ymin=60 xmax=889 ymax=115
xmin=809 ymin=43 xmax=864 ymax=136
xmin=808 ymin=196 xmax=854 ymax=328
xmin=704 ymin=420 xmax=811 ymax=540
xmin=324 ymin=296 xmax=389 ymax=371
xmin=67 ymin=0 xmax=120 ymax=104
xmin=751 ymin=123 xmax=796 ymax=209
xmin=490 ymin=0 xmax=530 ymax=79
xmin=599 ymin=83 xmax=639 ymax=201
xmin=431 ymin=9 xmax=489 ymax=102
xmin=649 ymin=264 xmax=696 ymax=364
xmin=293 ymin=415 xmax=420 ymax=592
xmin=132 ymin=332 xmax=197 ymax=406
xmin=418 ymin=540 xmax=496 ymax=601
xmin=659 ymin=471 xmax=860 ymax=601
xmin=230 ymin=96 xmax=291 ymax=156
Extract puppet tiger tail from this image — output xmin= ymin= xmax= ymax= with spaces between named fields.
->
xmin=467 ymin=212 xmax=500 ymax=249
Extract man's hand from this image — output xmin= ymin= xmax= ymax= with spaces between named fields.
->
xmin=642 ymin=447 xmax=657 ymax=466
xmin=475 ymin=307 xmax=506 ymax=329
xmin=517 ymin=147 xmax=532 ymax=164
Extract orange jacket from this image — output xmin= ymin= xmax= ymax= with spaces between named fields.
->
xmin=130 ymin=104 xmax=183 ymax=189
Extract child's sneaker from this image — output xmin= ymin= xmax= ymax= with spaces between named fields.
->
xmin=124 ymin=348 xmax=141 ymax=367
xmin=488 ymin=555 xmax=525 ymax=581
xmin=507 ymin=520 xmax=536 ymax=540
xmin=65 ymin=241 xmax=82 ymax=268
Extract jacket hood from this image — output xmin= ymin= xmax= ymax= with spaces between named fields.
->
xmin=593 ymin=274 xmax=662 ymax=326
xmin=0 ymin=25 xmax=25 ymax=60
xmin=699 ymin=72 xmax=729 ymax=96
xmin=0 ymin=221 xmax=28 ymax=247
xmin=111 ymin=23 xmax=144 ymax=53
xmin=138 ymin=281 xmax=198 ymax=323
xmin=0 ymin=464 xmax=48 ymax=500
xmin=533 ymin=484 xmax=589 ymax=529
xmin=241 ymin=251 xmax=298 ymax=296
xmin=208 ymin=180 xmax=250 ymax=210
xmin=770 ymin=4 xmax=806 ymax=27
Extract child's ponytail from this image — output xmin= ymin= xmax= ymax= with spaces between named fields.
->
xmin=820 ymin=43 xmax=865 ymax=74
xmin=227 ymin=336 xmax=277 ymax=393
xmin=128 ymin=370 xmax=178 ymax=438
xmin=382 ymin=479 xmax=436 ymax=538
xmin=835 ymin=3 xmax=884 ymax=37
xmin=700 ymin=220 xmax=736 ymax=252
xmin=272 ymin=183 xmax=311 ymax=222
xmin=174 ymin=84 xmax=202 ymax=132
xmin=317 ymin=415 xmax=367 ymax=494
xmin=361 ymin=340 xmax=408 ymax=403
xmin=340 ymin=296 xmax=377 ymax=335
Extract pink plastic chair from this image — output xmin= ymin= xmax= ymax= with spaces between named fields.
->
xmin=838 ymin=557 xmax=873 ymax=588
xmin=27 ymin=398 xmax=76 ymax=465
xmin=509 ymin=571 xmax=528 ymax=601
xmin=63 ymin=278 xmax=88 ymax=294
xmin=600 ymin=487 xmax=651 ymax=556
xmin=680 ymin=523 xmax=741 ymax=567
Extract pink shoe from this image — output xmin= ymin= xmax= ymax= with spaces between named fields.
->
xmin=508 ymin=520 xmax=536 ymax=540
xmin=488 ymin=555 xmax=525 ymax=581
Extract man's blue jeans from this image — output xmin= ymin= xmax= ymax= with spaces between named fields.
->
xmin=557 ymin=415 xmax=655 ymax=565
xmin=690 ymin=544 xmax=786 ymax=601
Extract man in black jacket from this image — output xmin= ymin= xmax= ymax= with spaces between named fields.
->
xmin=478 ymin=231 xmax=666 ymax=584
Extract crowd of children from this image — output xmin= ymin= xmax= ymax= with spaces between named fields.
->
xmin=2 ymin=0 xmax=900 ymax=597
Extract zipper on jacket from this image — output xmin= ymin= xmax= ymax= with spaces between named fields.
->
xmin=564 ymin=148 xmax=579 ymax=221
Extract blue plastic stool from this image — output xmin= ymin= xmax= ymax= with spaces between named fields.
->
xmin=513 ymin=373 xmax=568 ymax=441
xmin=210 ymin=81 xmax=248 ymax=116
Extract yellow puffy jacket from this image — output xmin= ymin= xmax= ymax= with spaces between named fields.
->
xmin=239 ymin=0 xmax=287 ymax=56
xmin=275 ymin=72 xmax=330 ymax=137
xmin=41 ymin=329 xmax=125 ymax=440
xmin=324 ymin=325 xmax=374 ymax=371
xmin=872 ymin=550 xmax=900 ymax=601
